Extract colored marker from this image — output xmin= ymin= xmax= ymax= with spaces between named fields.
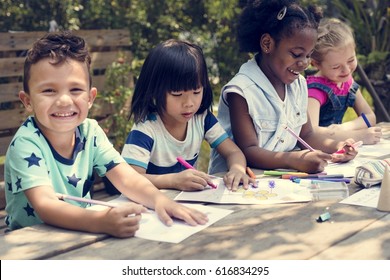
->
xmin=246 ymin=167 xmax=256 ymax=179
xmin=290 ymin=174 xmax=344 ymax=180
xmin=292 ymin=178 xmax=351 ymax=184
xmin=56 ymin=193 xmax=118 ymax=208
xmin=264 ymin=170 xmax=309 ymax=176
xmin=284 ymin=125 xmax=315 ymax=151
xmin=245 ymin=167 xmax=259 ymax=187
xmin=177 ymin=156 xmax=217 ymax=189
xmin=281 ymin=172 xmax=327 ymax=179
xmin=317 ymin=212 xmax=331 ymax=222
xmin=361 ymin=113 xmax=371 ymax=127
xmin=335 ymin=140 xmax=364 ymax=154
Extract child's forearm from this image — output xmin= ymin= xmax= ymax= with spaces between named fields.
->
xmin=244 ymin=146 xmax=295 ymax=170
xmin=140 ymin=173 xmax=176 ymax=189
xmin=226 ymin=150 xmax=247 ymax=172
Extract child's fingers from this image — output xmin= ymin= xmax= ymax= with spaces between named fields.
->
xmin=119 ymin=202 xmax=148 ymax=216
xmin=156 ymin=209 xmax=174 ymax=226
xmin=178 ymin=207 xmax=208 ymax=226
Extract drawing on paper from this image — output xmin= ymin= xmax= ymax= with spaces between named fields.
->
xmin=175 ymin=178 xmax=312 ymax=205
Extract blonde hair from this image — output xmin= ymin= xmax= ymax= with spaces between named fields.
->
xmin=311 ymin=18 xmax=355 ymax=63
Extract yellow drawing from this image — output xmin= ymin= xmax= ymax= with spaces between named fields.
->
xmin=237 ymin=182 xmax=278 ymax=200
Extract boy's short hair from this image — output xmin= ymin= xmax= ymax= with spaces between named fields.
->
xmin=23 ymin=31 xmax=92 ymax=93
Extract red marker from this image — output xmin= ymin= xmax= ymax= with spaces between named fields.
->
xmin=335 ymin=141 xmax=363 ymax=154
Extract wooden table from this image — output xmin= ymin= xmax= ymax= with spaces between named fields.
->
xmin=1 ymin=127 xmax=390 ymax=260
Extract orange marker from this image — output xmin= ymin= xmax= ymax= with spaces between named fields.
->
xmin=246 ymin=167 xmax=256 ymax=179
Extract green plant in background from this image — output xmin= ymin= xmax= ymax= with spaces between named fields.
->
xmin=330 ymin=0 xmax=390 ymax=80
xmin=93 ymin=55 xmax=134 ymax=151
xmin=343 ymin=87 xmax=374 ymax=122
xmin=331 ymin=0 xmax=389 ymax=55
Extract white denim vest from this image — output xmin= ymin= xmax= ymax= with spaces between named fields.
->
xmin=209 ymin=58 xmax=308 ymax=174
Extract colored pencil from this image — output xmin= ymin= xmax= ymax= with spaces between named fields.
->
xmin=246 ymin=167 xmax=257 ymax=179
xmin=56 ymin=193 xmax=117 ymax=208
xmin=284 ymin=125 xmax=315 ymax=151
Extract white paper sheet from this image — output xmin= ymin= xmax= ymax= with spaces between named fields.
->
xmin=175 ymin=178 xmax=312 ymax=204
xmin=89 ymin=195 xmax=233 ymax=243
xmin=325 ymin=158 xmax=371 ymax=177
xmin=325 ymin=139 xmax=390 ymax=177
xmin=339 ymin=187 xmax=380 ymax=208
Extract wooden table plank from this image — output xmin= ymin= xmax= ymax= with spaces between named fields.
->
xmin=310 ymin=210 xmax=390 ymax=259
xmin=1 ymin=134 xmax=389 ymax=260
xmin=46 ymin=200 xmax=388 ymax=260
xmin=0 ymin=223 xmax=108 ymax=260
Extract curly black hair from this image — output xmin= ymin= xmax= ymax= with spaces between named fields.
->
xmin=237 ymin=0 xmax=323 ymax=53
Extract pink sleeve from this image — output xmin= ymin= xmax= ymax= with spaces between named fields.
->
xmin=308 ymin=87 xmax=328 ymax=106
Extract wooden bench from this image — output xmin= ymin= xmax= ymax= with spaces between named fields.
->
xmin=0 ymin=29 xmax=132 ymax=211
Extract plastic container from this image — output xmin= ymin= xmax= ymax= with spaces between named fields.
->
xmin=309 ymin=181 xmax=349 ymax=201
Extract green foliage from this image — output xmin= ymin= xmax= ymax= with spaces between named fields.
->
xmin=123 ymin=0 xmax=248 ymax=99
xmin=2 ymin=0 xmax=388 ymax=153
xmin=0 ymin=0 xmax=82 ymax=31
xmin=198 ymin=140 xmax=211 ymax=173
xmin=329 ymin=0 xmax=389 ymax=55
xmin=342 ymin=87 xmax=374 ymax=122
xmin=94 ymin=56 xmax=133 ymax=151
xmin=328 ymin=0 xmax=390 ymax=80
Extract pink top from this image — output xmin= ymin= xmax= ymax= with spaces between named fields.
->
xmin=307 ymin=76 xmax=353 ymax=106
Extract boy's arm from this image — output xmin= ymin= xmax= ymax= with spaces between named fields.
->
xmin=25 ymin=185 xmax=145 ymax=238
xmin=105 ymin=162 xmax=208 ymax=225
xmin=130 ymin=165 xmax=176 ymax=189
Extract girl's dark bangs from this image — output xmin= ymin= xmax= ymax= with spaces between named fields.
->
xmin=167 ymin=52 xmax=203 ymax=92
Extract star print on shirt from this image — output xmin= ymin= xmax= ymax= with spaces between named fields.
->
xmin=24 ymin=153 xmax=42 ymax=167
xmin=22 ymin=118 xmax=32 ymax=127
xmin=34 ymin=129 xmax=42 ymax=137
xmin=7 ymin=182 xmax=12 ymax=192
xmin=67 ymin=173 xmax=81 ymax=188
xmin=16 ymin=177 xmax=22 ymax=190
xmin=104 ymin=160 xmax=117 ymax=172
xmin=24 ymin=203 xmax=35 ymax=217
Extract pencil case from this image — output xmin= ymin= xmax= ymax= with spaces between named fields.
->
xmin=354 ymin=158 xmax=390 ymax=188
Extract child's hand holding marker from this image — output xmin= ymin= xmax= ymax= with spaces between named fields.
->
xmin=176 ymin=157 xmax=218 ymax=191
xmin=331 ymin=139 xmax=361 ymax=162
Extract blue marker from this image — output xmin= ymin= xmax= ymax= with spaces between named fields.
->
xmin=292 ymin=178 xmax=351 ymax=184
xmin=361 ymin=113 xmax=371 ymax=127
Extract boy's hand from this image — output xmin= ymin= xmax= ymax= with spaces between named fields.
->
xmin=154 ymin=196 xmax=208 ymax=226
xmin=102 ymin=203 xmax=146 ymax=238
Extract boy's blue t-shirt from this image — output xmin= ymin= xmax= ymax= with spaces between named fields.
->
xmin=4 ymin=116 xmax=125 ymax=230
